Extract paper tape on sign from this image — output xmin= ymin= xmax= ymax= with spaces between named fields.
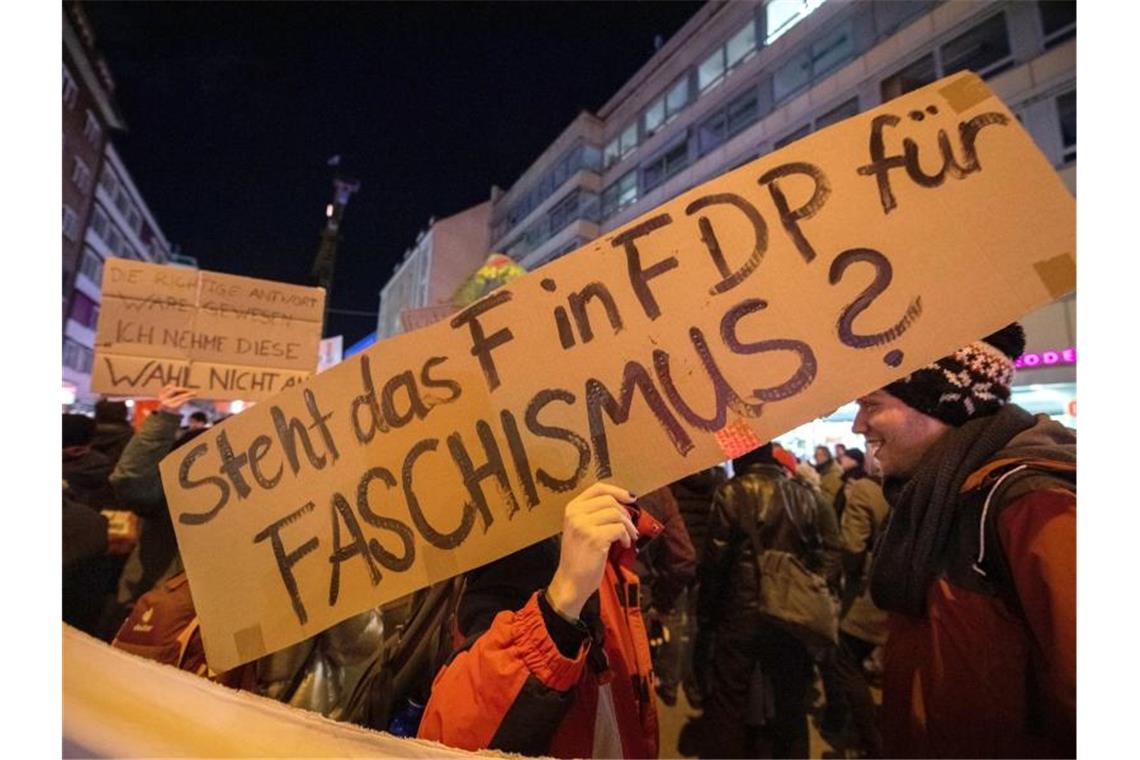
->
xmin=158 ymin=72 xmax=1075 ymax=672
xmin=91 ymin=259 xmax=326 ymax=401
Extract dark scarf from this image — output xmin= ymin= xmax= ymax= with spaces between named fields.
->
xmin=869 ymin=404 xmax=1038 ymax=617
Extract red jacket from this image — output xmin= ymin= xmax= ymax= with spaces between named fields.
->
xmin=881 ymin=457 xmax=1076 ymax=758
xmin=419 ymin=540 xmax=658 ymax=758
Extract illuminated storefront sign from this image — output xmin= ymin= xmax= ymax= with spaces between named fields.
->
xmin=1014 ymin=347 xmax=1075 ymax=368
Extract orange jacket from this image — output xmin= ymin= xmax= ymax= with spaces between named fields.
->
xmin=418 ymin=544 xmax=658 ymax=758
xmin=881 ymin=460 xmax=1076 ymax=758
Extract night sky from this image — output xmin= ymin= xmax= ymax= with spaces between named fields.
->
xmin=83 ymin=1 xmax=706 ymax=345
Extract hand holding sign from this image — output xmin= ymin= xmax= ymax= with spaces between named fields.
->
xmin=546 ymin=483 xmax=638 ymax=620
xmin=158 ymin=384 xmax=198 ymax=414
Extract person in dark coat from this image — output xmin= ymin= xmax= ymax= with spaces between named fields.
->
xmin=698 ymin=443 xmax=841 ymax=759
xmin=91 ymin=399 xmax=134 ymax=468
xmin=102 ymin=384 xmax=204 ymax=638
xmin=62 ymin=414 xmax=116 ymax=509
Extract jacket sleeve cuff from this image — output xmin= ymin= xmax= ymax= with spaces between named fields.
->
xmin=512 ymin=592 xmax=588 ymax=691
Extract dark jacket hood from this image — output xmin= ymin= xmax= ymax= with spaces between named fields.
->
xmin=993 ymin=412 xmax=1076 ymax=465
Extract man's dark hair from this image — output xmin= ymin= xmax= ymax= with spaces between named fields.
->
xmin=189 ymin=411 xmax=209 ymax=424
xmin=94 ymin=399 xmax=129 ymax=424
xmin=62 ymin=413 xmax=96 ymax=448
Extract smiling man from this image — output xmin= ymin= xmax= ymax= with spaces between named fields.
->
xmin=852 ymin=324 xmax=1075 ymax=758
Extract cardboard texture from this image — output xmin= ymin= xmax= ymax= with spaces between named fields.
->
xmin=158 ymin=73 xmax=1076 ymax=672
xmin=92 ymin=259 xmax=325 ymax=401
xmin=62 ymin=625 xmax=511 ymax=758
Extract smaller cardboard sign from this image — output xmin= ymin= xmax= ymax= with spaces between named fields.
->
xmin=92 ymin=260 xmax=325 ymax=401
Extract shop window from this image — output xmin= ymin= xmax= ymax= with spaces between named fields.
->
xmin=1057 ymin=90 xmax=1075 ymax=163
xmin=63 ymin=205 xmax=80 ymax=242
xmin=773 ymin=49 xmax=811 ymax=102
xmin=880 ymin=53 xmax=936 ymax=103
xmin=766 ymin=0 xmax=827 ymax=45
xmin=642 ymin=138 xmax=690 ymax=192
xmin=814 ymin=97 xmax=859 ymax=130
xmin=773 ymin=123 xmax=811 ymax=151
xmin=80 ymin=247 xmax=104 ymax=284
xmin=83 ymin=111 xmax=102 ymax=147
xmin=63 ymin=65 xmax=78 ymax=109
xmin=939 ymin=13 xmax=1012 ymax=80
xmin=1039 ymin=1 xmax=1076 ymax=49
xmin=71 ymin=157 xmax=92 ymax=193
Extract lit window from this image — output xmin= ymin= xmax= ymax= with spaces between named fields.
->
xmin=766 ymin=0 xmax=827 ymax=45
xmin=1057 ymin=90 xmax=1075 ymax=163
xmin=63 ymin=65 xmax=78 ymax=109
xmin=644 ymin=96 xmax=666 ymax=137
xmin=726 ymin=21 xmax=758 ymax=69
xmin=620 ymin=123 xmax=638 ymax=156
xmin=940 ymin=13 xmax=1012 ymax=80
xmin=665 ymin=77 xmax=690 ymax=122
xmin=63 ymin=205 xmax=80 ymax=242
xmin=699 ymin=48 xmax=726 ymax=93
xmin=71 ymin=157 xmax=92 ymax=193
xmin=601 ymin=171 xmax=639 ymax=219
xmin=83 ymin=111 xmax=102 ymax=147
xmin=1039 ymin=1 xmax=1076 ymax=49
xmin=604 ymin=138 xmax=621 ymax=169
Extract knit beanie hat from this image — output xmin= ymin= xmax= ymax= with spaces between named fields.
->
xmin=882 ymin=323 xmax=1025 ymax=427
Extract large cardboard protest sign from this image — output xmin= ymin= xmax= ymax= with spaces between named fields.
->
xmin=91 ymin=259 xmax=326 ymax=401
xmin=159 ymin=73 xmax=1075 ymax=671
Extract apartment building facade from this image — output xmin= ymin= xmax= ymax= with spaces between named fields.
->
xmin=62 ymin=3 xmax=124 ymax=312
xmin=485 ymin=0 xmax=1076 ymax=438
xmin=64 ymin=143 xmax=177 ymax=405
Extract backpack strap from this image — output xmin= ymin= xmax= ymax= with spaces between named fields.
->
xmin=967 ymin=459 xmax=1076 ymax=585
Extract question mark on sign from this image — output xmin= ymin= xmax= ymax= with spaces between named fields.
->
xmin=828 ymin=248 xmax=922 ymax=367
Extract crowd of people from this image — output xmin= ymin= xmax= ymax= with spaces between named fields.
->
xmin=62 ymin=323 xmax=1075 ymax=758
